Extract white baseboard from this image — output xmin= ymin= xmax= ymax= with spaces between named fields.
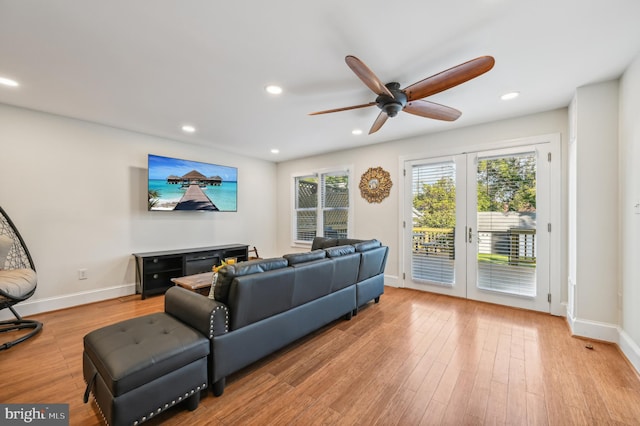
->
xmin=567 ymin=315 xmax=620 ymax=342
xmin=619 ymin=330 xmax=640 ymax=375
xmin=568 ymin=314 xmax=640 ymax=376
xmin=383 ymin=274 xmax=401 ymax=288
xmin=0 ymin=283 xmax=136 ymax=321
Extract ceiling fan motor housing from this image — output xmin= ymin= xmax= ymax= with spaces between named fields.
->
xmin=376 ymin=82 xmax=407 ymax=117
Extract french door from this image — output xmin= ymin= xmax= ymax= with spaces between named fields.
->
xmin=404 ymin=143 xmax=554 ymax=312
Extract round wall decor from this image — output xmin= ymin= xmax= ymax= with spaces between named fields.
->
xmin=359 ymin=167 xmax=392 ymax=203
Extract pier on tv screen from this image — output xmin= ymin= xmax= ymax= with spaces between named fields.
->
xmin=147 ymin=154 xmax=238 ymax=212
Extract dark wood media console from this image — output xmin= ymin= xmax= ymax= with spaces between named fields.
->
xmin=133 ymin=244 xmax=248 ymax=299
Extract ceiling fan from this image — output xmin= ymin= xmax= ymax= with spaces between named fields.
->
xmin=309 ymin=55 xmax=495 ymax=134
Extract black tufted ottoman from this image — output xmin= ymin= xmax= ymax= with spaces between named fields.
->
xmin=83 ymin=312 xmax=209 ymax=426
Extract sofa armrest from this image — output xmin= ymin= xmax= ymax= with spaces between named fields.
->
xmin=164 ymin=286 xmax=229 ymax=338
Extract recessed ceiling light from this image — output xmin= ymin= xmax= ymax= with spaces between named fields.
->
xmin=0 ymin=77 xmax=19 ymax=87
xmin=352 ymin=129 xmax=363 ymax=135
xmin=501 ymin=91 xmax=520 ymax=101
xmin=265 ymin=85 xmax=283 ymax=95
xmin=181 ymin=125 xmax=196 ymax=133
xmin=270 ymin=149 xmax=280 ymax=154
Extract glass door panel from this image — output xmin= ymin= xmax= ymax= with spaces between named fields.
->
xmin=476 ymin=151 xmax=537 ymax=296
xmin=466 ymin=146 xmax=550 ymax=312
xmin=405 ymin=155 xmax=466 ymax=298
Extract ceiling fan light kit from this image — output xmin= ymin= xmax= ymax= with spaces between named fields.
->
xmin=310 ymin=55 xmax=495 ymax=134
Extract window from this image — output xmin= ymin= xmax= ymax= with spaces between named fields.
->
xmin=293 ymin=168 xmax=351 ymax=244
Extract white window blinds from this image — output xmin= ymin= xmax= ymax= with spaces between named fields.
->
xmin=411 ymin=161 xmax=456 ymax=285
xmin=475 ymin=151 xmax=537 ymax=296
xmin=295 ymin=175 xmax=318 ymax=241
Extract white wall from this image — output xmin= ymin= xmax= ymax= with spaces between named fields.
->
xmin=276 ymin=109 xmax=568 ymax=294
xmin=569 ymin=81 xmax=620 ymax=340
xmin=0 ymin=103 xmax=277 ymax=315
xmin=619 ymin=52 xmax=640 ymax=372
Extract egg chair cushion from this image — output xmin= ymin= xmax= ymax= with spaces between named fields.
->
xmin=0 ymin=268 xmax=37 ymax=300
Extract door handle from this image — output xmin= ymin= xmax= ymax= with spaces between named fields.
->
xmin=468 ymin=227 xmax=473 ymax=243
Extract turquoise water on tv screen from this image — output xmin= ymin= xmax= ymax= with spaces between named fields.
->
xmin=149 ymin=179 xmax=237 ymax=211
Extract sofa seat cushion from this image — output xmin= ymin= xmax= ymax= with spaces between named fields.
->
xmin=83 ymin=313 xmax=209 ymax=396
xmin=214 ymin=257 xmax=288 ymax=303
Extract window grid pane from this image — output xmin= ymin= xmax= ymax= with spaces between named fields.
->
xmin=323 ymin=209 xmax=348 ymax=239
xmin=296 ymin=176 xmax=318 ymax=209
xmin=296 ymin=210 xmax=317 ymax=241
xmin=322 ymin=173 xmax=349 ymax=209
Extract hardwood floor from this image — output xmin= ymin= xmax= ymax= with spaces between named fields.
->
xmin=2 ymin=286 xmax=640 ymax=425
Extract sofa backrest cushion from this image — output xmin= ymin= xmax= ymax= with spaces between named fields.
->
xmin=329 ymin=253 xmax=360 ymax=292
xmin=312 ymin=237 xmax=377 ymax=251
xmin=290 ymin=258 xmax=334 ymax=306
xmin=227 ymin=266 xmax=295 ymax=330
xmin=214 ymin=257 xmax=288 ymax=303
xmin=283 ymin=249 xmax=326 ymax=266
xmin=311 ymin=237 xmax=339 ymax=251
xmin=337 ymin=238 xmax=365 ymax=246
xmin=324 ymin=245 xmax=356 ymax=258
xmin=354 ymin=239 xmax=382 ymax=252
xmin=358 ymin=246 xmax=389 ymax=282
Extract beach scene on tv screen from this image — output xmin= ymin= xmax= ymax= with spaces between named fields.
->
xmin=148 ymin=154 xmax=237 ymax=211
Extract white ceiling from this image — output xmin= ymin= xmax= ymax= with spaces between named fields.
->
xmin=1 ymin=0 xmax=640 ymax=162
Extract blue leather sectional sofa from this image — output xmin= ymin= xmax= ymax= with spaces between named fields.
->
xmin=166 ymin=237 xmax=388 ymax=396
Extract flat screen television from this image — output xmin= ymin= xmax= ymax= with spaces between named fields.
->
xmin=147 ymin=154 xmax=237 ymax=212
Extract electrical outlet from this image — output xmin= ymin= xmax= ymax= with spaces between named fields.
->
xmin=78 ymin=269 xmax=88 ymax=280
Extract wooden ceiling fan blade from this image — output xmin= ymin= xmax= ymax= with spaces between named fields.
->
xmin=345 ymin=55 xmax=394 ymax=97
xmin=309 ymin=102 xmax=376 ymax=115
xmin=404 ymin=100 xmax=462 ymax=121
xmin=404 ymin=56 xmax=495 ymax=101
xmin=369 ymin=111 xmax=389 ymax=134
